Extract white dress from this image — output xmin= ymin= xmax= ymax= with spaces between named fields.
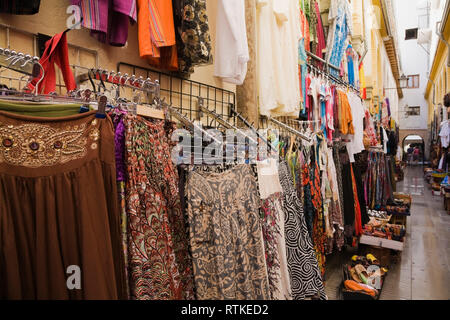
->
xmin=439 ymin=121 xmax=450 ymax=148
xmin=346 ymin=92 xmax=365 ymax=162
xmin=257 ymin=158 xmax=292 ymax=300
xmin=214 ymin=0 xmax=249 ymax=85
xmin=257 ymin=0 xmax=301 ymax=117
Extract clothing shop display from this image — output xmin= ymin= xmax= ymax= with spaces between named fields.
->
xmin=0 ymin=0 xmax=407 ymax=302
xmin=71 ymin=0 xmax=137 ymax=46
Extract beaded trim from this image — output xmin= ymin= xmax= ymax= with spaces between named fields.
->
xmin=0 ymin=119 xmax=98 ymax=168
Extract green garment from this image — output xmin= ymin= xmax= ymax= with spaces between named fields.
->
xmin=0 ymin=99 xmax=84 ymax=117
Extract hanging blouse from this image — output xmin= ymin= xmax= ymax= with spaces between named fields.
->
xmin=359 ymin=61 xmax=366 ymax=99
xmin=257 ymin=0 xmax=301 ymax=117
xmin=338 ymin=90 xmax=354 ymax=135
xmin=172 ymin=0 xmax=213 ymax=75
xmin=214 ymin=0 xmax=249 ymax=85
xmin=257 ymin=159 xmax=292 ymax=300
xmin=314 ymin=1 xmax=326 ymax=62
xmin=71 ymin=0 xmax=137 ymax=46
xmin=298 ymin=37 xmax=308 ymax=114
xmin=325 ymin=85 xmax=334 ymax=141
xmin=27 ymin=31 xmax=76 ymax=95
xmin=347 ymin=45 xmax=355 ymax=86
xmin=137 ymin=0 xmax=178 ymax=70
xmin=326 ymin=0 xmax=351 ymax=77
xmin=300 ymin=9 xmax=311 ymax=52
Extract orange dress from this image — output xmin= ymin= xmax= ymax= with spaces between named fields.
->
xmin=137 ymin=0 xmax=178 ymax=70
xmin=339 ymin=91 xmax=354 ymax=135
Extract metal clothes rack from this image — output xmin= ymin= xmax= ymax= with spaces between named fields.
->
xmin=264 ymin=116 xmax=312 ymax=143
xmin=230 ymin=106 xmax=278 ymax=153
xmin=197 ymin=97 xmax=258 ymax=145
xmin=306 ymin=51 xmax=360 ymax=94
xmin=0 ymin=47 xmax=41 ymax=77
xmin=117 ymin=62 xmax=236 ymax=128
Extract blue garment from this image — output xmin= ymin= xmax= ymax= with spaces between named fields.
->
xmin=319 ymin=84 xmax=327 ymax=139
xmin=347 ymin=45 xmax=355 ymax=86
xmin=328 ymin=2 xmax=350 ymax=78
xmin=298 ymin=38 xmax=307 ymax=115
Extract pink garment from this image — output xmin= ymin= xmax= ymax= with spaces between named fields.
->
xmin=325 ymin=85 xmax=334 ymax=142
xmin=305 ymin=74 xmax=312 ymax=119
xmin=365 ymin=110 xmax=378 ymax=146
xmin=315 ymin=2 xmax=326 ymax=63
xmin=71 ymin=0 xmax=137 ymax=46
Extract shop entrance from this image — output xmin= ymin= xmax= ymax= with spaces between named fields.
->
xmin=403 ymin=135 xmax=425 ymax=166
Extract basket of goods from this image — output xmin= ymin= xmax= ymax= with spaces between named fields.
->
xmin=341 ymin=254 xmax=388 ymax=300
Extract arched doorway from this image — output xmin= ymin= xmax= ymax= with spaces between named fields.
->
xmin=402 ymin=135 xmax=425 ymax=166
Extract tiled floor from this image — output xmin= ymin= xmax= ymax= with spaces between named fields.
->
xmin=324 ymin=165 xmax=450 ymax=300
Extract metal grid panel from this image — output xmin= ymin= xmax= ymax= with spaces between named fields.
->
xmin=117 ymin=62 xmax=236 ymax=128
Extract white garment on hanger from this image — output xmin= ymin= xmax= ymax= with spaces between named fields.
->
xmin=257 ymin=158 xmax=283 ymax=199
xmin=382 ymin=127 xmax=388 ymax=154
xmin=439 ymin=154 xmax=445 ymax=170
xmin=345 ymin=92 xmax=364 ymax=162
xmin=256 ymin=157 xmax=292 ymax=300
xmin=439 ymin=121 xmax=450 ymax=148
xmin=257 ymin=0 xmax=301 ymax=117
xmin=214 ymin=0 xmax=249 ymax=85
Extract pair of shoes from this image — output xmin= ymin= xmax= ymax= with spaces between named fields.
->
xmin=351 ymin=255 xmax=370 ymax=267
xmin=354 ymin=264 xmax=369 ymax=284
xmin=366 ymin=254 xmax=380 ymax=265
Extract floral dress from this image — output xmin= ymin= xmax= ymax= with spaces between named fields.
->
xmin=172 ymin=0 xmax=213 ymax=75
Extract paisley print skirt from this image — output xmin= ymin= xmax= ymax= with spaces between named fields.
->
xmin=186 ymin=164 xmax=270 ymax=300
xmin=124 ymin=115 xmax=195 ymax=300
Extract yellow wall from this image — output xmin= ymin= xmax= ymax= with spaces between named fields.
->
xmin=426 ymin=44 xmax=450 ymax=126
xmin=0 ymin=0 xmax=235 ymax=112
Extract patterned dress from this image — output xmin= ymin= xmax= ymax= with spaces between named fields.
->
xmin=310 ymin=162 xmax=326 ymax=277
xmin=172 ymin=0 xmax=213 ymax=75
xmin=278 ymin=161 xmax=327 ymax=300
xmin=186 ymin=164 xmax=270 ymax=300
xmin=124 ymin=115 xmax=195 ymax=300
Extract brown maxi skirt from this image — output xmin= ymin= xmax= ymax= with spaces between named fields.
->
xmin=0 ymin=110 xmax=126 ymax=299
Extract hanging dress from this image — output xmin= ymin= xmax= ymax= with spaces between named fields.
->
xmin=124 ymin=115 xmax=195 ymax=300
xmin=278 ymin=161 xmax=327 ymax=300
xmin=186 ymin=164 xmax=270 ymax=300
xmin=0 ymin=107 xmax=127 ymax=299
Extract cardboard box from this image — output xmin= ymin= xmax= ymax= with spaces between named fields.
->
xmin=359 ymin=235 xmax=404 ymax=251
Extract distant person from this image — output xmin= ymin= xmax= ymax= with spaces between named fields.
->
xmin=413 ymin=147 xmax=420 ymax=164
xmin=407 ymin=146 xmax=414 ymax=164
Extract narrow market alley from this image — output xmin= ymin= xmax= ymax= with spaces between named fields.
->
xmin=325 ymin=166 xmax=450 ymax=300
